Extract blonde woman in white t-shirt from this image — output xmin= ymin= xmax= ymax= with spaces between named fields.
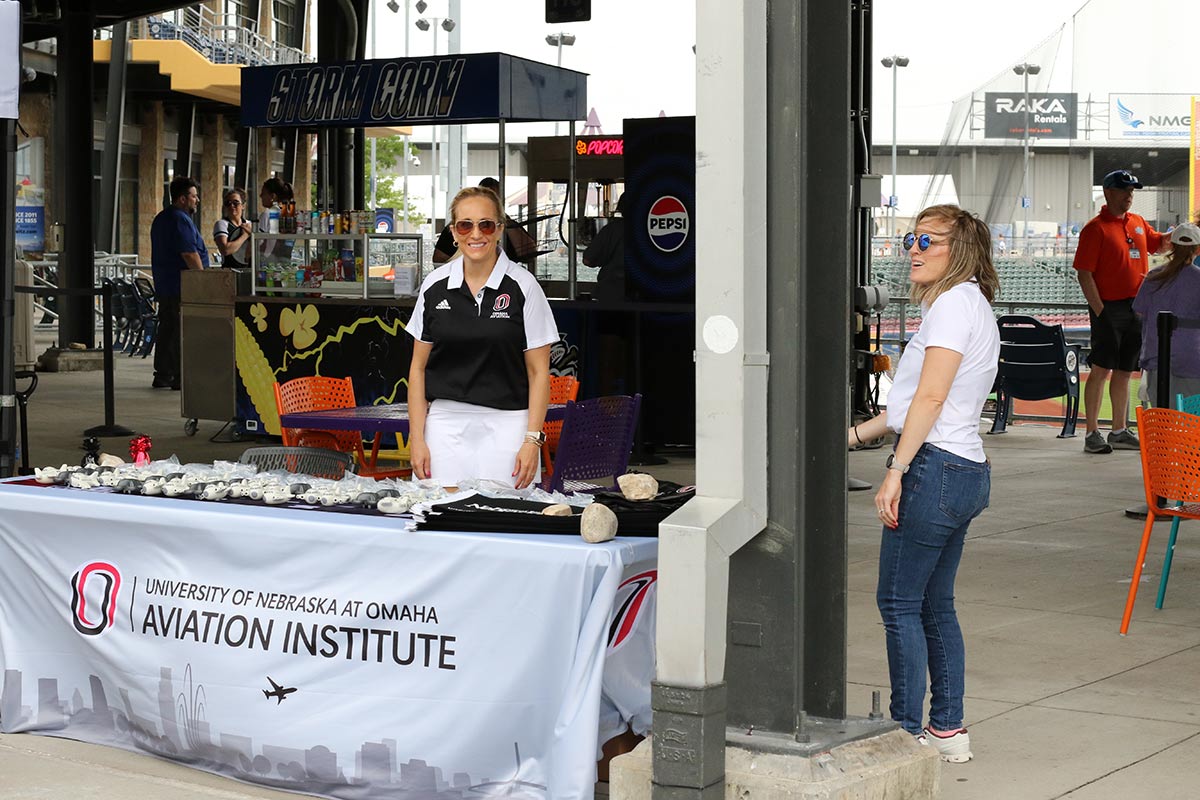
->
xmin=848 ymin=204 xmax=1000 ymax=763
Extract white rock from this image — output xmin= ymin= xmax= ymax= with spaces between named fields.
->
xmin=580 ymin=503 xmax=618 ymax=543
xmin=34 ymin=467 xmax=60 ymax=484
xmin=377 ymin=496 xmax=410 ymax=515
xmin=618 ymin=473 xmax=659 ymax=501
xmin=542 ymin=503 xmax=573 ymax=516
xmin=97 ymin=453 xmax=125 ymax=468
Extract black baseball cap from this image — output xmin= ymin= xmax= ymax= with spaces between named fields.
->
xmin=1102 ymin=169 xmax=1143 ymax=189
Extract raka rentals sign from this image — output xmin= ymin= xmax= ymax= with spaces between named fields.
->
xmin=984 ymin=92 xmax=1077 ymax=139
xmin=1109 ymin=93 xmax=1193 ymax=140
xmin=240 ymin=53 xmax=586 ymax=128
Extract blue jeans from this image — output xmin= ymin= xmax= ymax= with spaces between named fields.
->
xmin=876 ymin=443 xmax=990 ymax=735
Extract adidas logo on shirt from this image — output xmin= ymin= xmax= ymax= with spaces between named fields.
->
xmin=435 ymin=299 xmax=451 ymax=310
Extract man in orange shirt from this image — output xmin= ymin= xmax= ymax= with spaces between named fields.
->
xmin=1072 ymin=169 xmax=1166 ymax=454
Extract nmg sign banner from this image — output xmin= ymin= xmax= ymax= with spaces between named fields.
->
xmin=1108 ymin=94 xmax=1193 ymax=139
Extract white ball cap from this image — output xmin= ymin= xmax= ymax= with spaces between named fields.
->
xmin=1170 ymin=222 xmax=1200 ymax=246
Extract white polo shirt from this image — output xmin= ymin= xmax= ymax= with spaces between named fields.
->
xmin=406 ymin=252 xmax=559 ymax=411
xmin=887 ymin=281 xmax=1000 ymax=463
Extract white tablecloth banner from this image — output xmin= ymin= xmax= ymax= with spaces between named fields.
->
xmin=0 ymin=484 xmax=656 ymax=799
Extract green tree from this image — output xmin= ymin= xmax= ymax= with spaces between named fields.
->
xmin=367 ymin=136 xmax=424 ymax=227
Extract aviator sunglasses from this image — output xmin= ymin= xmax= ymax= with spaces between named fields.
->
xmin=453 ymin=219 xmax=499 ymax=236
xmin=902 ymin=232 xmax=950 ymax=252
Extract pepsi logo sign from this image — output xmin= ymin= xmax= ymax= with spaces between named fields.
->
xmin=647 ymin=196 xmax=690 ymax=253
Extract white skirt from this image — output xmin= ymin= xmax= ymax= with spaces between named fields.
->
xmin=424 ymin=399 xmax=536 ymax=488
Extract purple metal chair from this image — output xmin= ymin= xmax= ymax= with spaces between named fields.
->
xmin=540 ymin=394 xmax=642 ymax=494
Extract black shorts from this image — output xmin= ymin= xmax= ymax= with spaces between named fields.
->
xmin=1088 ymin=297 xmax=1140 ymax=372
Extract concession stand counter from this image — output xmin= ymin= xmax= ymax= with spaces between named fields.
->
xmin=229 ymin=54 xmax=587 ymax=439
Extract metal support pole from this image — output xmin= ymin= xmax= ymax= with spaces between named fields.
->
xmin=431 ymin=26 xmax=439 ymax=226
xmin=498 ymin=119 xmax=506 ymax=189
xmin=83 ymin=283 xmax=134 ymax=438
xmin=98 ymin=21 xmax=128 ymax=253
xmin=1022 ymin=70 xmax=1029 ymax=252
xmin=175 ymin=103 xmax=196 ymax=179
xmin=890 ymin=62 xmax=897 ymax=238
xmin=567 ymin=119 xmax=577 ymax=299
xmin=370 ymin=0 xmax=377 ymax=211
xmin=0 ymin=119 xmax=15 ymax=478
xmin=57 ymin=6 xmax=96 ymax=349
xmin=402 ymin=0 xmax=410 ymax=230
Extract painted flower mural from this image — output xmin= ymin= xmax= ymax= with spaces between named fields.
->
xmin=279 ymin=304 xmax=320 ymax=350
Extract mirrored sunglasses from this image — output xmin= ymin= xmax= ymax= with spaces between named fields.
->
xmin=454 ymin=219 xmax=498 ymax=236
xmin=902 ymin=232 xmax=948 ymax=252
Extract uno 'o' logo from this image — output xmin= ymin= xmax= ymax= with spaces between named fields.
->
xmin=647 ymin=196 xmax=690 ymax=253
xmin=70 ymin=561 xmax=121 ymax=637
xmin=493 ymin=294 xmax=511 ymax=312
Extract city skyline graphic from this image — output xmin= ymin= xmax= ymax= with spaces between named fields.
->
xmin=0 ymin=665 xmax=548 ymax=799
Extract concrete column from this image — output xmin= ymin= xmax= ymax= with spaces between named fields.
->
xmin=258 ymin=0 xmax=274 ymax=40
xmin=201 ymin=113 xmax=225 ymax=243
xmin=138 ymin=101 xmax=165 ymax=262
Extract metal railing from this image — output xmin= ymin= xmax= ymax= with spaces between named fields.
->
xmin=96 ymin=9 xmax=312 ymax=67
xmin=24 ymin=253 xmax=153 ymax=328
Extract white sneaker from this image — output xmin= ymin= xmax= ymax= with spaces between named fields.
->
xmin=917 ymin=727 xmax=973 ymax=763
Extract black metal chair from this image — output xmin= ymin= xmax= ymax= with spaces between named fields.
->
xmin=238 ymin=446 xmax=356 ymax=479
xmin=111 ymin=278 xmax=143 ymax=355
xmin=132 ymin=275 xmax=159 ymax=358
xmin=989 ymin=315 xmax=1081 ymax=438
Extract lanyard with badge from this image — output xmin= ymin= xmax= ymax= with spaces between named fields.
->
xmin=1125 ymin=219 xmax=1142 ymax=261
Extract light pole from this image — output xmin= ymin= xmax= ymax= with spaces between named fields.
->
xmin=546 ymin=32 xmax=577 ymax=137
xmin=880 ymin=56 xmax=908 ymax=242
xmin=370 ymin=1 xmax=402 ymax=213
xmin=1013 ymin=62 xmax=1040 ymax=253
xmin=416 ymin=12 xmax=456 ymax=227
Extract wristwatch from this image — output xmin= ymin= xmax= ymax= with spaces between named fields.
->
xmin=524 ymin=430 xmax=547 ymax=447
xmin=885 ymin=453 xmax=910 ymax=474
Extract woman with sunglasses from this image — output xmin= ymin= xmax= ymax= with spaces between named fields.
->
xmin=405 ymin=186 xmax=559 ymax=489
xmin=212 ymin=188 xmax=252 ymax=269
xmin=848 ymin=204 xmax=1000 ymax=763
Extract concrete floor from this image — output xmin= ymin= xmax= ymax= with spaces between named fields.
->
xmin=3 ymin=338 xmax=1196 ymax=798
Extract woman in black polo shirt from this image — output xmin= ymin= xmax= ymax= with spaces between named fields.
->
xmin=405 ymin=186 xmax=559 ymax=488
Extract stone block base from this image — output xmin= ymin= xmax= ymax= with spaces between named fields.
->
xmin=611 ymin=729 xmax=939 ymax=800
xmin=38 ymin=348 xmax=104 ymax=372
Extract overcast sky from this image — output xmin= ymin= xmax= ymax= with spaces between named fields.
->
xmin=367 ymin=0 xmax=696 ymax=141
xmin=361 ymin=0 xmax=1200 ymax=145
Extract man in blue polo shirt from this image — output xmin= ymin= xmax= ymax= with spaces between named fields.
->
xmin=150 ymin=176 xmax=209 ymax=389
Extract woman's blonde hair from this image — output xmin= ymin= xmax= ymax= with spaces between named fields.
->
xmin=449 ymin=186 xmax=504 ymax=225
xmin=909 ymin=204 xmax=1000 ymax=304
xmin=1146 ymin=243 xmax=1200 ymax=286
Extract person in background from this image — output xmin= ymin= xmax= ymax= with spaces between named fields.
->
xmin=849 ymin=204 xmax=1000 ymax=764
xmin=150 ymin=176 xmax=209 ymax=390
xmin=258 ymin=177 xmax=295 ymax=261
xmin=583 ymin=192 xmax=629 ymax=394
xmin=1132 ymin=222 xmax=1200 ymax=407
xmin=1072 ymin=169 xmax=1167 ymax=454
xmin=583 ymin=192 xmax=627 ymax=303
xmin=433 ymin=178 xmax=538 ymax=265
xmin=212 ymin=188 xmax=252 ymax=269
xmin=406 ymin=185 xmax=559 ymax=488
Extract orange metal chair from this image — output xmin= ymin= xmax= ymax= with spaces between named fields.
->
xmin=1120 ymin=406 xmax=1200 ymax=634
xmin=273 ymin=376 xmax=409 ymax=480
xmin=541 ymin=375 xmax=581 ymax=479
